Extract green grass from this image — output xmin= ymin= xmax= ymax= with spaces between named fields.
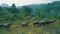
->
xmin=0 ymin=19 xmax=60 ymax=34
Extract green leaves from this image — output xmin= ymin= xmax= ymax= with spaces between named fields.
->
xmin=0 ymin=1 xmax=60 ymax=22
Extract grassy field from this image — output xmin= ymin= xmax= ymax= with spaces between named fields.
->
xmin=0 ymin=19 xmax=60 ymax=34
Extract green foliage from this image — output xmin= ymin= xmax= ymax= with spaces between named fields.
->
xmin=22 ymin=6 xmax=33 ymax=16
xmin=0 ymin=1 xmax=60 ymax=34
xmin=0 ymin=1 xmax=60 ymax=22
xmin=20 ymin=32 xmax=26 ymax=34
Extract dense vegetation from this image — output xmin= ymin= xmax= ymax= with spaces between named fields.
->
xmin=0 ymin=1 xmax=60 ymax=23
xmin=0 ymin=1 xmax=60 ymax=34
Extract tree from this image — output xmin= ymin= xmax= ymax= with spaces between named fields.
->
xmin=22 ymin=6 xmax=33 ymax=16
xmin=0 ymin=6 xmax=2 ymax=11
xmin=9 ymin=4 xmax=19 ymax=13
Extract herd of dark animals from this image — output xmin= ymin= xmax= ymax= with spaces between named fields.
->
xmin=0 ymin=20 xmax=56 ymax=29
xmin=21 ymin=20 xmax=56 ymax=27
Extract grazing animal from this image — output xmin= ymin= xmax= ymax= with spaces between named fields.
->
xmin=39 ymin=20 xmax=56 ymax=25
xmin=33 ymin=20 xmax=56 ymax=26
xmin=2 ymin=22 xmax=12 ymax=28
xmin=21 ymin=21 xmax=29 ymax=27
xmin=33 ymin=20 xmax=40 ymax=26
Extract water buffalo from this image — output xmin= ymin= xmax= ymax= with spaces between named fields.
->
xmin=21 ymin=21 xmax=29 ymax=27
xmin=2 ymin=22 xmax=12 ymax=28
xmin=33 ymin=20 xmax=56 ymax=26
xmin=40 ymin=20 xmax=56 ymax=25
xmin=33 ymin=20 xmax=40 ymax=26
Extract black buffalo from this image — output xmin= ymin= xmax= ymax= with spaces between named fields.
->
xmin=0 ymin=23 xmax=12 ymax=28
xmin=21 ymin=21 xmax=29 ymax=27
xmin=33 ymin=20 xmax=56 ymax=26
xmin=40 ymin=20 xmax=56 ymax=25
xmin=2 ymin=22 xmax=12 ymax=28
xmin=33 ymin=20 xmax=40 ymax=26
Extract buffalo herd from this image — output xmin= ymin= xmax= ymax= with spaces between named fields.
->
xmin=0 ymin=20 xmax=56 ymax=28
xmin=21 ymin=20 xmax=56 ymax=27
